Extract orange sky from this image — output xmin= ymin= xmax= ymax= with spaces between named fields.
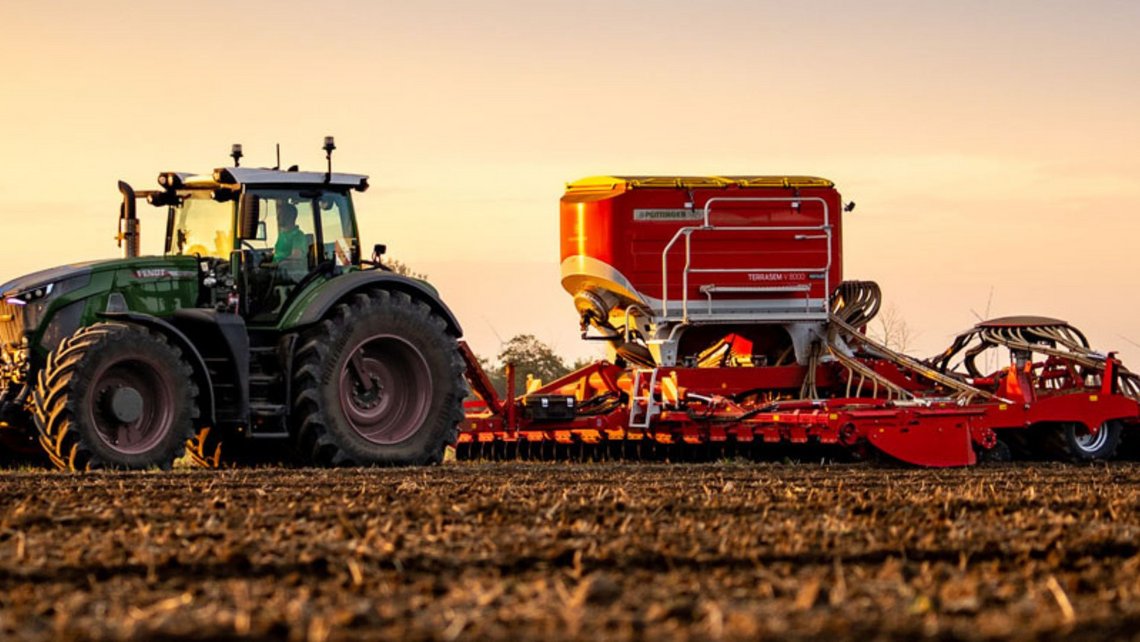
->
xmin=1 ymin=1 xmax=1138 ymax=365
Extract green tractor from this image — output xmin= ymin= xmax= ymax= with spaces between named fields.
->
xmin=0 ymin=139 xmax=467 ymax=470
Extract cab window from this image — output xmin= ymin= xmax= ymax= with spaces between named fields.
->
xmin=246 ymin=190 xmax=317 ymax=282
xmin=172 ymin=194 xmax=234 ymax=259
xmin=317 ymin=193 xmax=357 ymax=267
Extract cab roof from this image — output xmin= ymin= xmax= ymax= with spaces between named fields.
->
xmin=172 ymin=167 xmax=369 ymax=191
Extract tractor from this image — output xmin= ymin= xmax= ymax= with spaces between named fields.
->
xmin=0 ymin=139 xmax=467 ymax=470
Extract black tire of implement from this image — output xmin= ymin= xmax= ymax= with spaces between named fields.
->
xmin=291 ymin=289 xmax=466 ymax=466
xmin=1047 ymin=420 xmax=1122 ymax=462
xmin=32 ymin=322 xmax=198 ymax=471
xmin=977 ymin=438 xmax=1012 ymax=464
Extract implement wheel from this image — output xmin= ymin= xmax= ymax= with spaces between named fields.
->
xmin=1051 ymin=421 xmax=1121 ymax=462
xmin=32 ymin=322 xmax=197 ymax=471
xmin=292 ymin=289 xmax=466 ymax=466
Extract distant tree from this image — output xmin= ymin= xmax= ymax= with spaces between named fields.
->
xmin=497 ymin=334 xmax=571 ymax=391
xmin=870 ymin=303 xmax=914 ymax=352
xmin=382 ymin=257 xmax=427 ymax=280
xmin=471 ymin=334 xmax=575 ymax=398
xmin=569 ymin=356 xmax=596 ymax=372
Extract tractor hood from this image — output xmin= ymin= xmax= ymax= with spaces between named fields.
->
xmin=0 ymin=260 xmax=103 ymax=298
xmin=0 ymin=256 xmax=195 ymax=298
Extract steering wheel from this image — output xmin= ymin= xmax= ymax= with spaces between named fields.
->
xmin=240 ymin=240 xmax=274 ymax=264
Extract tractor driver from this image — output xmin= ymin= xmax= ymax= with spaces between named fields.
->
xmin=272 ymin=202 xmax=309 ymax=280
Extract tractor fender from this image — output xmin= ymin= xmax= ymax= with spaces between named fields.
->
xmin=98 ymin=311 xmax=217 ymax=426
xmin=286 ymin=271 xmax=463 ymax=336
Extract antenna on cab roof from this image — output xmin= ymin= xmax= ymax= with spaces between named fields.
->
xmin=275 ymin=144 xmax=281 ymax=170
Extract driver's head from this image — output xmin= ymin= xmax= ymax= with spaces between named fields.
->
xmin=277 ymin=202 xmax=298 ymax=228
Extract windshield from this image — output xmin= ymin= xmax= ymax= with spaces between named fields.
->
xmin=171 ymin=194 xmax=234 ymax=259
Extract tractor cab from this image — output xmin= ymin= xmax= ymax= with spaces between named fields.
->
xmin=155 ymin=165 xmax=370 ymax=321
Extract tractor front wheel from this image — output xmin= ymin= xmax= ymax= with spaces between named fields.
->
xmin=32 ymin=322 xmax=198 ymax=471
xmin=291 ymin=289 xmax=466 ymax=466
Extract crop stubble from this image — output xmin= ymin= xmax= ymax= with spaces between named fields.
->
xmin=2 ymin=463 xmax=1140 ymax=641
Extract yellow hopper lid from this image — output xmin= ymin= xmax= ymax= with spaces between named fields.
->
xmin=566 ymin=175 xmax=834 ymax=191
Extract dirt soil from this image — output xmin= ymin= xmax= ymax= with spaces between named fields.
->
xmin=3 ymin=462 xmax=1140 ymax=641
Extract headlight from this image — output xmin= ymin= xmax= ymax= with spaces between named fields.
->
xmin=12 ymin=274 xmax=92 ymax=332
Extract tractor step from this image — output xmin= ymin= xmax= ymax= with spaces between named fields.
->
xmin=250 ymin=402 xmax=288 ymax=417
xmin=247 ymin=403 xmax=290 ymax=438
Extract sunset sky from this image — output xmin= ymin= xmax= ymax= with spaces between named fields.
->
xmin=1 ymin=1 xmax=1138 ymax=365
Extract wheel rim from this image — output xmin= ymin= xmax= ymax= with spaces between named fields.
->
xmin=337 ymin=334 xmax=432 ymax=445
xmin=1074 ymin=423 xmax=1109 ymax=453
xmin=86 ymin=356 xmax=176 ymax=456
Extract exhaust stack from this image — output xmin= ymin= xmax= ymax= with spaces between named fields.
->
xmin=117 ymin=181 xmax=140 ymax=259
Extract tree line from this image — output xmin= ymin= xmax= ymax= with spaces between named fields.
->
xmin=475 ymin=334 xmax=594 ymax=397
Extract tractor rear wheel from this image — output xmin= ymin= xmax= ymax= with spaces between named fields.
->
xmin=32 ymin=322 xmax=198 ymax=471
xmin=291 ymin=289 xmax=466 ymax=466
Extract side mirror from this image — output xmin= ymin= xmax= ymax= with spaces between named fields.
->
xmin=239 ymin=192 xmax=260 ymax=239
xmin=372 ymin=243 xmax=387 ymax=262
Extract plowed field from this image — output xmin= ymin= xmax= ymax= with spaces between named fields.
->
xmin=3 ymin=463 xmax=1140 ymax=641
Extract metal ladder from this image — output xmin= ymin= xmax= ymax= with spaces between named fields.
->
xmin=628 ymin=368 xmax=661 ymax=429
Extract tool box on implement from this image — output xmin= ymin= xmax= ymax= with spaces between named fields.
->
xmin=457 ymin=175 xmax=1140 ymax=466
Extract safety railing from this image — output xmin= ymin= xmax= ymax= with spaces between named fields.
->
xmin=660 ymin=196 xmax=833 ymax=322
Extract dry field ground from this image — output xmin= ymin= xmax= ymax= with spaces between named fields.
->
xmin=2 ymin=462 xmax=1140 ymax=641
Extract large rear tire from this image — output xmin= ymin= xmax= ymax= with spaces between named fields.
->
xmin=291 ymin=289 xmax=466 ymax=466
xmin=32 ymin=322 xmax=198 ymax=471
